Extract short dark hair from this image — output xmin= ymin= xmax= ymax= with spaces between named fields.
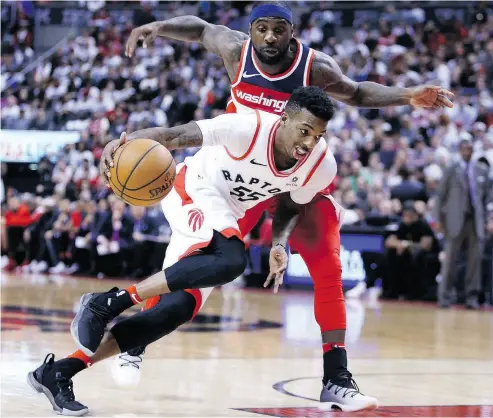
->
xmin=285 ymin=86 xmax=335 ymax=121
xmin=398 ymin=166 xmax=410 ymax=180
xmin=402 ymin=200 xmax=417 ymax=214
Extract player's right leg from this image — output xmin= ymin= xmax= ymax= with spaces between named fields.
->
xmin=28 ymin=290 xmax=200 ymax=416
xmin=289 ymin=195 xmax=378 ymax=411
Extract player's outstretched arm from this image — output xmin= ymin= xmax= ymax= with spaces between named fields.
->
xmin=125 ymin=16 xmax=247 ymax=61
xmin=311 ymin=51 xmax=454 ymax=109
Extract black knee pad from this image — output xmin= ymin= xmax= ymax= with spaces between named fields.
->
xmin=165 ymin=233 xmax=247 ymax=290
xmin=110 ymin=291 xmax=196 ymax=353
xmin=212 ymin=234 xmax=247 ymax=284
xmin=219 ymin=242 xmax=248 ymax=279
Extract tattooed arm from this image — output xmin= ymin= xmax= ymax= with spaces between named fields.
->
xmin=311 ymin=51 xmax=454 ymax=109
xmin=126 ymin=122 xmax=203 ymax=151
xmin=100 ymin=113 xmax=258 ymax=181
xmin=125 ymin=17 xmax=247 ymax=79
xmin=99 ymin=123 xmax=202 ymax=180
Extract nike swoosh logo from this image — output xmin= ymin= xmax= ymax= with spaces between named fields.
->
xmin=250 ymin=159 xmax=267 ymax=166
xmin=130 ymin=293 xmax=140 ymax=304
xmin=243 ymin=71 xmax=260 ymax=78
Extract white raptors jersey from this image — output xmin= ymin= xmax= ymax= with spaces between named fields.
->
xmin=183 ymin=110 xmax=337 ymax=220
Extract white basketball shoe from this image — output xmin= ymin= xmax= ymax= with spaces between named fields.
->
xmin=319 ymin=377 xmax=378 ymax=412
xmin=111 ymin=347 xmax=145 ymax=387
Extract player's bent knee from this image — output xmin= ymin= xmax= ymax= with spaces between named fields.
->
xmin=110 ymin=291 xmax=196 ymax=352
xmin=216 ymin=246 xmax=247 ymax=285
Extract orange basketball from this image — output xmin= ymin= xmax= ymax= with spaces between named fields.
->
xmin=108 ymin=138 xmax=176 ymax=207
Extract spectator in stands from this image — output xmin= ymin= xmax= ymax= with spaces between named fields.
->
xmin=71 ymin=200 xmax=98 ymax=275
xmin=435 ymin=139 xmax=492 ymax=309
xmin=127 ymin=206 xmax=158 ymax=278
xmin=52 ymin=159 xmax=74 ymax=196
xmin=72 ymin=158 xmax=98 ymax=189
xmin=40 ymin=199 xmax=74 ymax=274
xmin=94 ymin=200 xmax=133 ymax=277
xmin=146 ymin=204 xmax=172 ymax=273
xmin=384 ymin=201 xmax=440 ymax=300
xmin=23 ymin=197 xmax=58 ymax=273
xmin=3 ymin=196 xmax=33 ymax=270
xmin=390 ymin=166 xmax=428 ymax=203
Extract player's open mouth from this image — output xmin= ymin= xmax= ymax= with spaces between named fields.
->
xmin=293 ymin=146 xmax=308 ymax=160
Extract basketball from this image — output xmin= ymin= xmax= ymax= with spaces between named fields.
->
xmin=108 ymin=138 xmax=176 ymax=207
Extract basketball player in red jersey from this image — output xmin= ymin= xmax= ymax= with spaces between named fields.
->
xmin=102 ymin=2 xmax=452 ymax=410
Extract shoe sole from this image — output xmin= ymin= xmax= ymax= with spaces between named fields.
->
xmin=71 ymin=293 xmax=96 ymax=357
xmin=27 ymin=372 xmax=89 ymax=416
xmin=318 ymin=400 xmax=379 ymax=412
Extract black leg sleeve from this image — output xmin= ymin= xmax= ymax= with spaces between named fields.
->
xmin=165 ymin=232 xmax=247 ymax=291
xmin=110 ymin=291 xmax=196 ymax=353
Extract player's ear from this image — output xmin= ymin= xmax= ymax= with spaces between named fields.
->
xmin=290 ymin=24 xmax=295 ymax=38
xmin=248 ymin=24 xmax=252 ymax=36
xmin=281 ymin=112 xmax=289 ymax=125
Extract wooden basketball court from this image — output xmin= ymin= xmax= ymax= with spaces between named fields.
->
xmin=1 ymin=272 xmax=492 ymax=417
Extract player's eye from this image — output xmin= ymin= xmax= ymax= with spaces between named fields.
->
xmin=275 ymin=28 xmax=285 ymax=34
xmin=258 ymin=27 xmax=266 ymax=33
xmin=300 ymin=129 xmax=308 ymax=136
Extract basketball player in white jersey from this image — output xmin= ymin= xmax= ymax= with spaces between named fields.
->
xmin=27 ymin=87 xmax=377 ymax=416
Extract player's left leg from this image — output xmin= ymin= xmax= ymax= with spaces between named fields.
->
xmin=71 ymin=231 xmax=246 ymax=356
xmin=113 ymin=198 xmax=273 ymax=381
xmin=288 ymin=195 xmax=378 ymax=412
xmin=28 ymin=290 xmax=199 ymax=416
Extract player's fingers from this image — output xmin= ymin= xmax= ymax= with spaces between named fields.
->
xmin=100 ymin=158 xmax=111 ymax=182
xmin=264 ymin=272 xmax=274 ymax=288
xmin=119 ymin=131 xmax=127 ymax=145
xmin=273 ymin=276 xmax=280 ymax=293
xmin=273 ymin=282 xmax=279 ymax=293
xmin=100 ymin=155 xmax=109 ymax=174
xmin=438 ymin=96 xmax=454 ymax=108
xmin=275 ymin=264 xmax=287 ymax=274
xmin=125 ymin=31 xmax=139 ymax=57
xmin=142 ymin=31 xmax=157 ymax=49
xmin=273 ymin=273 xmax=284 ymax=293
xmin=100 ymin=167 xmax=110 ymax=185
xmin=439 ymin=88 xmax=455 ymax=98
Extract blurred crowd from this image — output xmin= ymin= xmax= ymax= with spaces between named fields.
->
xmin=1 ymin=1 xmax=493 ymax=302
xmin=2 ymin=186 xmax=172 ymax=278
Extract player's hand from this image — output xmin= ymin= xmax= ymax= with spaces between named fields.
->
xmin=125 ymin=23 xmax=158 ymax=57
xmin=410 ymin=86 xmax=454 ymax=109
xmin=100 ymin=132 xmax=127 ymax=184
xmin=264 ymin=244 xmax=288 ymax=294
